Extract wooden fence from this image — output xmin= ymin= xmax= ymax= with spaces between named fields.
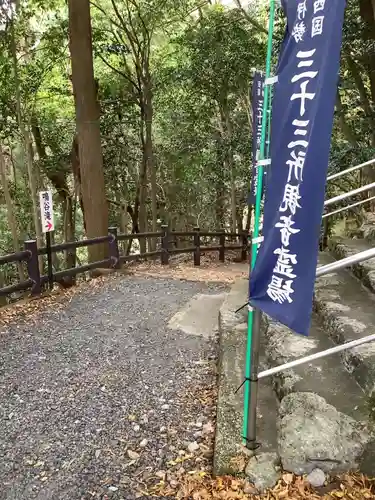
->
xmin=0 ymin=226 xmax=249 ymax=299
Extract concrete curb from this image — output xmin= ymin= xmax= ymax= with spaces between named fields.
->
xmin=214 ymin=279 xmax=248 ymax=475
xmin=213 ymin=279 xmax=278 ymax=480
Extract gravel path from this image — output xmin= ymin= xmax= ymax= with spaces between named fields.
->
xmin=0 ymin=275 xmax=227 ymax=500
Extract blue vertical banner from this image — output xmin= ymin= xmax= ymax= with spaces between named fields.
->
xmin=249 ymin=0 xmax=346 ymax=335
xmin=249 ymin=72 xmax=265 ymax=205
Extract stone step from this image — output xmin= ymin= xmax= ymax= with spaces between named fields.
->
xmin=265 ymin=314 xmax=375 ymax=476
xmin=358 ymin=211 xmax=375 ymax=242
xmin=328 ymin=236 xmax=375 ymax=294
xmin=315 ymin=252 xmax=375 ymax=396
xmin=214 ymin=277 xmax=375 ymax=490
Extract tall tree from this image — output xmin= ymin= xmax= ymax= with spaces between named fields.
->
xmin=8 ymin=4 xmax=43 ymax=266
xmin=0 ymin=146 xmax=25 ymax=282
xmin=68 ymin=0 xmax=108 ymax=262
xmin=175 ymin=7 xmax=263 ymax=231
xmin=94 ymin=0 xmax=163 ymax=251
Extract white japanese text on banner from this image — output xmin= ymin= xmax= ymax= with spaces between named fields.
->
xmin=249 ymin=0 xmax=346 ymax=335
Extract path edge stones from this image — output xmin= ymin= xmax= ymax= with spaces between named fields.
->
xmin=213 ymin=279 xmax=248 ymax=475
xmin=213 ymin=276 xmax=375 ymax=486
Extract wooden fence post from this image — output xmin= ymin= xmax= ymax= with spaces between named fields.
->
xmin=241 ymin=232 xmax=248 ymax=261
xmin=219 ymin=229 xmax=225 ymax=262
xmin=25 ymin=239 xmax=41 ymax=295
xmin=108 ymin=227 xmax=121 ymax=269
xmin=161 ymin=225 xmax=170 ymax=265
xmin=194 ymin=227 xmax=200 ymax=266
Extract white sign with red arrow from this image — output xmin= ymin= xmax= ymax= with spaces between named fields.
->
xmin=39 ymin=190 xmax=55 ymax=233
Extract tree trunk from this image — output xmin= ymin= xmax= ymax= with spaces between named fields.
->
xmin=10 ymin=18 xmax=43 ymax=267
xmin=119 ymin=201 xmax=128 ymax=255
xmin=358 ymin=0 xmax=375 ymax=195
xmin=0 ymin=147 xmax=25 ymax=282
xmin=68 ymin=0 xmax=108 ymax=263
xmin=145 ymin=107 xmax=157 ymax=251
xmin=9 ymin=17 xmax=25 ymax=183
xmin=345 ymin=54 xmax=375 ymax=146
xmin=229 ymin=163 xmax=237 ymax=232
xmin=360 ymin=0 xmax=375 ymax=106
xmin=236 ymin=208 xmax=244 ymax=234
xmin=143 ymin=72 xmax=157 ymax=252
xmin=71 ymin=135 xmax=86 ymax=231
xmin=219 ymin=99 xmax=237 ymax=233
xmin=25 ymin=131 xmax=43 ymax=271
xmin=9 ymin=150 xmax=17 ymax=185
xmin=215 ymin=132 xmax=226 ymax=229
xmin=63 ymin=196 xmax=77 ymax=270
xmin=335 ymin=90 xmax=358 ymax=145
xmin=242 ymin=91 xmax=253 ymax=134
xmin=138 ymin=98 xmax=148 ymax=254
xmin=126 ymin=203 xmax=139 ymax=255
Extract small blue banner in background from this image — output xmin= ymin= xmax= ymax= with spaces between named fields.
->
xmin=249 ymin=71 xmax=265 ymax=205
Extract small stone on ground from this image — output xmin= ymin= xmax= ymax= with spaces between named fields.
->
xmin=245 ymin=451 xmax=281 ymax=492
xmin=307 ymin=468 xmax=326 ymax=487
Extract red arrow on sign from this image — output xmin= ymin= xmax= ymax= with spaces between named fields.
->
xmin=46 ymin=221 xmax=53 ymax=231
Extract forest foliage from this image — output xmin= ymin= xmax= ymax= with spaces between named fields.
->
xmin=0 ymin=0 xmax=374 ymax=291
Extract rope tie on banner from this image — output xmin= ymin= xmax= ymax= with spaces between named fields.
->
xmin=235 ymin=375 xmax=258 ymax=395
xmin=242 ymin=437 xmax=261 ymax=449
xmin=234 ymin=302 xmax=253 ymax=314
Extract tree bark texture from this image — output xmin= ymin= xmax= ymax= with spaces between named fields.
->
xmin=10 ymin=18 xmax=43 ymax=266
xmin=219 ymin=99 xmax=237 ymax=232
xmin=138 ymin=99 xmax=148 ymax=254
xmin=0 ymin=147 xmax=25 ymax=282
xmin=68 ymin=0 xmax=109 ymax=263
xmin=144 ymin=84 xmax=157 ymax=251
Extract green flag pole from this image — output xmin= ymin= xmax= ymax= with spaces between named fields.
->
xmin=243 ymin=0 xmax=276 ymax=448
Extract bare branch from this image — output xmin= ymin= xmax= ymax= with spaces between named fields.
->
xmin=234 ymin=0 xmax=268 ymax=34
xmin=96 ymin=52 xmax=140 ymax=92
xmin=335 ymin=89 xmax=358 ymax=146
xmin=90 ymin=1 xmax=124 ymax=31
xmin=110 ymin=0 xmax=140 ymax=51
xmin=128 ymin=0 xmax=151 ymax=40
